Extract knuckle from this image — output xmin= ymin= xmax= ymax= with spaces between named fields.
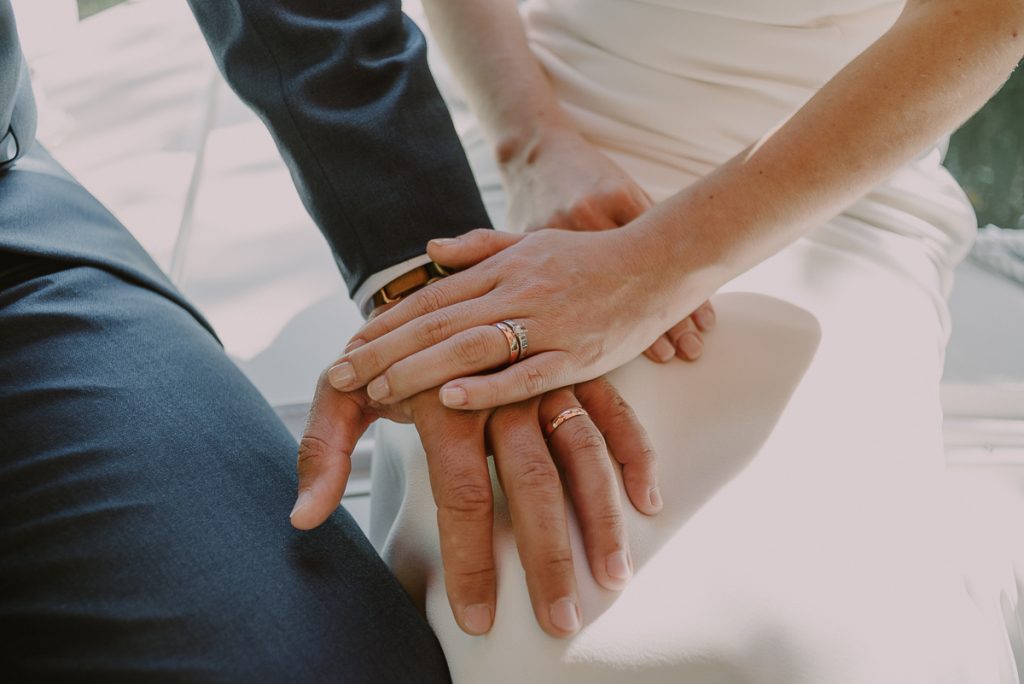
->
xmin=538 ymin=551 xmax=574 ymax=578
xmin=622 ymin=449 xmax=658 ymax=486
xmin=609 ymin=391 xmax=639 ymax=425
xmin=449 ymin=563 xmax=496 ymax=583
xmin=296 ymin=434 xmax=330 ymax=469
xmin=570 ymin=339 xmax=603 ymax=366
xmin=511 ymin=457 xmax=560 ymax=491
xmin=564 ymin=424 xmax=607 ymax=455
xmin=517 ymin=364 xmax=548 ymax=396
xmin=504 ymin=252 xmax=532 ymax=273
xmin=411 ymin=285 xmax=449 ymax=319
xmin=539 ymin=389 xmax=575 ymax=418
xmin=487 ymin=405 xmax=529 ymax=436
xmin=519 ymin=279 xmax=558 ymax=302
xmin=485 ymin=409 xmax=515 ymax=436
xmin=358 ymin=317 xmax=389 ymax=339
xmin=352 ymin=344 xmax=384 ymax=376
xmin=415 ymin=309 xmax=455 ymax=348
xmin=451 ymin=329 xmax=493 ymax=367
xmin=440 ymin=480 xmax=493 ymax=518
xmin=635 ymin=444 xmax=658 ymax=466
xmin=590 ymin=506 xmax=625 ymax=540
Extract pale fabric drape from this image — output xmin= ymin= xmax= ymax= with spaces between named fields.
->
xmin=371 ymin=1 xmax=1021 ymax=681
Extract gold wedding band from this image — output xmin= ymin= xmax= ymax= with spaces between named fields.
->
xmin=493 ymin=319 xmax=529 ymax=365
xmin=546 ymin=407 xmax=589 ymax=439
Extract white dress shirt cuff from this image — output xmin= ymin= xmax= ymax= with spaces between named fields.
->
xmin=354 ymin=253 xmax=433 ymax=318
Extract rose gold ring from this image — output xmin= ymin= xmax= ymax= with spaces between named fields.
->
xmin=493 ymin=321 xmax=522 ymax=365
xmin=546 ymin=407 xmax=589 ymax=439
xmin=504 ymin=320 xmax=529 ymax=359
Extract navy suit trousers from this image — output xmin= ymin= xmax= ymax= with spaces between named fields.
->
xmin=0 ymin=155 xmax=450 ymax=682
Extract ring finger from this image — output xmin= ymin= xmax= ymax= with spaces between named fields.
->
xmin=489 ymin=400 xmax=581 ymax=637
xmin=328 ymin=295 xmax=514 ymax=395
xmin=540 ymin=389 xmax=632 ymax=592
xmin=364 ymin=319 xmax=540 ymax=405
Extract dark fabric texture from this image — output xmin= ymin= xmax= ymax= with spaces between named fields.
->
xmin=0 ymin=147 xmax=210 ymax=336
xmin=0 ymin=2 xmax=36 ymax=169
xmin=2 ymin=0 xmax=492 ymax=294
xmin=0 ymin=1 xmax=496 ymax=676
xmin=185 ymin=0 xmax=494 ymax=295
xmin=0 ymin=261 xmax=451 ymax=683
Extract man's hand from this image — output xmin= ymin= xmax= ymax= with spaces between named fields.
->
xmin=294 ymin=357 xmax=661 ymax=638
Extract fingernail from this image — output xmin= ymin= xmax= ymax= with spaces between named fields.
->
xmin=606 ymin=550 xmax=632 ymax=583
xmin=441 ymin=386 xmax=468 ymax=407
xmin=649 ymin=486 xmax=663 ymax=510
xmin=651 ymin=337 xmax=675 ymax=363
xmin=367 ymin=375 xmax=390 ymax=402
xmin=549 ymin=598 xmax=581 ymax=634
xmin=462 ymin=603 xmax=493 ymax=635
xmin=289 ymin=493 xmax=309 ymax=520
xmin=679 ymin=333 xmax=703 ymax=360
xmin=696 ymin=307 xmax=716 ymax=329
xmin=327 ymin=362 xmax=355 ymax=389
xmin=345 ymin=337 xmax=365 ymax=353
xmin=429 ymin=237 xmax=461 ymax=247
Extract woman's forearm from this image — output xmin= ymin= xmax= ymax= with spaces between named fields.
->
xmin=638 ymin=0 xmax=1024 ymax=296
xmin=420 ymin=0 xmax=576 ymax=164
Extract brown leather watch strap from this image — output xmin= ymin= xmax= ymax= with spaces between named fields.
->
xmin=370 ymin=261 xmax=450 ymax=314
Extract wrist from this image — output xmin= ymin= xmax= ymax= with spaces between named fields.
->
xmin=615 ymin=199 xmax=731 ymax=319
xmin=364 ymin=261 xmax=451 ymax=318
xmin=493 ymin=117 xmax=581 ymax=170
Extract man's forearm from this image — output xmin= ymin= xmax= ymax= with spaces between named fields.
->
xmin=186 ymin=0 xmax=492 ymax=298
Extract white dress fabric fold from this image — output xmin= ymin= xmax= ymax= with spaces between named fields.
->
xmin=371 ymin=1 xmax=1022 ymax=681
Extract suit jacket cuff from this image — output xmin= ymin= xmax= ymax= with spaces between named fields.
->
xmin=355 ymin=253 xmax=434 ymax=319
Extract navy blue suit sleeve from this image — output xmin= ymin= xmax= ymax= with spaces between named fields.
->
xmin=185 ymin=0 xmax=493 ymax=296
xmin=1 ymin=2 xmax=36 ymax=169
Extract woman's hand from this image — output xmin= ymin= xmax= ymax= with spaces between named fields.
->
xmin=327 ymin=222 xmax=715 ymax=411
xmin=500 ymin=127 xmax=652 ymax=234
xmin=501 ymin=126 xmax=716 ymax=362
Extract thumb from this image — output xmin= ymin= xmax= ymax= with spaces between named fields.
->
xmin=291 ymin=379 xmax=375 ymax=530
xmin=427 ymin=229 xmax=524 ymax=269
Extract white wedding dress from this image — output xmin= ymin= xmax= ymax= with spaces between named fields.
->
xmin=370 ymin=1 xmax=1024 ymax=681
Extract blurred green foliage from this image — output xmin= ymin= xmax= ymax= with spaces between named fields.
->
xmin=78 ymin=0 xmax=127 ymax=20
xmin=945 ymin=63 xmax=1024 ymax=230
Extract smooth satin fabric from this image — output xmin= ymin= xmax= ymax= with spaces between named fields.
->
xmin=372 ymin=1 xmax=1021 ymax=681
